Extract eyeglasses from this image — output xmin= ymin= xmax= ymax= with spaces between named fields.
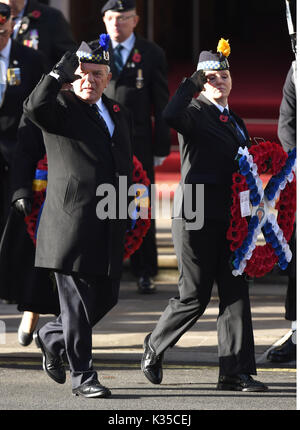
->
xmin=105 ymin=14 xmax=136 ymax=23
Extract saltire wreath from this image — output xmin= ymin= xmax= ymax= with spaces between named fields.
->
xmin=24 ymin=155 xmax=151 ymax=260
xmin=227 ymin=141 xmax=296 ymax=278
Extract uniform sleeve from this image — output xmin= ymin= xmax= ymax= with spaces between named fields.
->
xmin=278 ymin=64 xmax=296 ymax=152
xmin=163 ymin=77 xmax=199 ymax=136
xmin=23 ymin=74 xmax=67 ymax=134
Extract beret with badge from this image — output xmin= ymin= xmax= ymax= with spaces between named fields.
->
xmin=101 ymin=0 xmax=136 ymax=15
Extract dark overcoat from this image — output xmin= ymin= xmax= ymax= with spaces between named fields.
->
xmin=0 ymin=115 xmax=60 ymax=315
xmin=14 ymin=0 xmax=76 ymax=69
xmin=24 ymin=75 xmax=133 ymax=279
xmin=163 ymin=78 xmax=250 ymax=221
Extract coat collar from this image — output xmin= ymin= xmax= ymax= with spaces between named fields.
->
xmin=195 ymin=93 xmax=249 ymax=147
xmin=109 ymin=33 xmax=144 ymax=79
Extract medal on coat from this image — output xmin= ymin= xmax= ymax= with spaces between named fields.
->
xmin=23 ymin=29 xmax=39 ymax=50
xmin=7 ymin=67 xmax=21 ymax=86
xmin=136 ymin=68 xmax=144 ymax=89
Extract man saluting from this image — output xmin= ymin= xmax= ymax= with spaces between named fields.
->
xmin=24 ymin=34 xmax=133 ymax=398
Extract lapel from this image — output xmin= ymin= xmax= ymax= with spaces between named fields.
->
xmin=111 ymin=34 xmax=144 ymax=80
xmin=197 ymin=94 xmax=247 ymax=148
xmin=17 ymin=0 xmax=40 ymax=38
xmin=102 ymin=94 xmax=121 ymax=140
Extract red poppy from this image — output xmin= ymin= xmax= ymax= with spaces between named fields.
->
xmin=219 ymin=114 xmax=228 ymax=122
xmin=30 ymin=10 xmax=41 ymax=19
xmin=132 ymin=52 xmax=141 ymax=63
xmin=113 ymin=104 xmax=120 ymax=112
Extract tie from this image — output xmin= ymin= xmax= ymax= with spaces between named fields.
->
xmin=91 ymin=104 xmax=110 ymax=136
xmin=114 ymin=44 xmax=124 ymax=75
xmin=0 ymin=54 xmax=7 ymax=107
xmin=223 ymin=108 xmax=246 ymax=144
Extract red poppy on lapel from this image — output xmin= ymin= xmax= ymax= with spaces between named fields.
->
xmin=29 ymin=10 xmax=41 ymax=19
xmin=113 ymin=104 xmax=120 ymax=112
xmin=132 ymin=50 xmax=141 ymax=63
xmin=219 ymin=114 xmax=229 ymax=122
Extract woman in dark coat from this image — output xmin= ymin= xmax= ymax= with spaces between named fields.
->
xmin=0 ymin=115 xmax=60 ymax=345
xmin=141 ymin=39 xmax=268 ymax=392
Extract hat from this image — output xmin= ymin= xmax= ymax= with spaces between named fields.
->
xmin=197 ymin=38 xmax=231 ymax=71
xmin=76 ymin=34 xmax=110 ymax=65
xmin=101 ymin=0 xmax=136 ymax=15
xmin=0 ymin=3 xmax=11 ymax=25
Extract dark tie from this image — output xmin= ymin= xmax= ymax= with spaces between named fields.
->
xmin=223 ymin=108 xmax=246 ymax=144
xmin=114 ymin=44 xmax=124 ymax=75
xmin=91 ymin=104 xmax=110 ymax=136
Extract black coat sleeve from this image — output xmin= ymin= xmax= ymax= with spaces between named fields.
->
xmin=163 ymin=77 xmax=199 ymax=136
xmin=23 ymin=74 xmax=66 ymax=134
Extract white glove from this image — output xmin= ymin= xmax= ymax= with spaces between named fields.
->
xmin=154 ymin=156 xmax=166 ymax=167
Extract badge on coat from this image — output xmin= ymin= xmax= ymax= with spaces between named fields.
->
xmin=23 ymin=29 xmax=39 ymax=50
xmin=7 ymin=67 xmax=21 ymax=86
xmin=136 ymin=68 xmax=144 ymax=89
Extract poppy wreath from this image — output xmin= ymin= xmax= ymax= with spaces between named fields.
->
xmin=24 ymin=155 xmax=151 ymax=260
xmin=227 ymin=141 xmax=296 ymax=278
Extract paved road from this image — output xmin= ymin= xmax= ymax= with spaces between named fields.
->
xmin=0 ymin=360 xmax=296 ymax=412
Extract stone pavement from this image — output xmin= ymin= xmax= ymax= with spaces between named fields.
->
xmin=0 ymin=217 xmax=294 ymax=368
xmin=0 ymin=269 xmax=293 ymax=368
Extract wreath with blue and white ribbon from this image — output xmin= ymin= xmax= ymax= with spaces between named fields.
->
xmin=227 ymin=141 xmax=296 ymax=278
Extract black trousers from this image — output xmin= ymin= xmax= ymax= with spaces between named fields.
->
xmin=39 ymin=272 xmax=120 ymax=389
xmin=150 ymin=218 xmax=257 ymax=376
xmin=285 ymin=224 xmax=296 ymax=321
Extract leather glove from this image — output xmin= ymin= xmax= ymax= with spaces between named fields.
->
xmin=51 ymin=51 xmax=80 ymax=84
xmin=14 ymin=198 xmax=32 ymax=217
xmin=189 ymin=70 xmax=207 ymax=92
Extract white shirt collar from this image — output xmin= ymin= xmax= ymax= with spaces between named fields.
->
xmin=213 ymin=101 xmax=229 ymax=113
xmin=0 ymin=37 xmax=12 ymax=62
xmin=111 ymin=32 xmax=135 ymax=52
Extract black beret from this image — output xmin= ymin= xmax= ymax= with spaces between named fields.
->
xmin=101 ymin=0 xmax=136 ymax=15
xmin=0 ymin=2 xmax=11 ymax=24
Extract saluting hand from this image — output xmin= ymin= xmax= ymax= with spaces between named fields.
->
xmin=51 ymin=51 xmax=80 ymax=85
xmin=189 ymin=70 xmax=207 ymax=92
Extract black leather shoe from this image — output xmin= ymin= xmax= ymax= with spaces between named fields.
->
xmin=267 ymin=333 xmax=296 ymax=363
xmin=141 ymin=333 xmax=163 ymax=384
xmin=18 ymin=326 xmax=33 ymax=346
xmin=34 ymin=330 xmax=66 ymax=384
xmin=137 ymin=276 xmax=156 ymax=294
xmin=72 ymin=381 xmax=111 ymax=398
xmin=217 ymin=374 xmax=268 ymax=392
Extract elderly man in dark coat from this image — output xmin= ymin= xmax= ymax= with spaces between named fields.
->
xmin=24 ymin=35 xmax=133 ymax=398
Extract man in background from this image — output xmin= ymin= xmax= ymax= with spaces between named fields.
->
xmin=100 ymin=0 xmax=171 ymax=294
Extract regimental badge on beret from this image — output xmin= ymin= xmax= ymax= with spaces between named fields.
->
xmin=0 ymin=3 xmax=11 ymax=24
xmin=101 ymin=0 xmax=136 ymax=15
xmin=76 ymin=34 xmax=110 ymax=65
xmin=197 ymin=38 xmax=231 ymax=71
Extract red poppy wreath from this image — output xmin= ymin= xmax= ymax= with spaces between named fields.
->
xmin=227 ymin=141 xmax=296 ymax=278
xmin=24 ymin=155 xmax=151 ymax=260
